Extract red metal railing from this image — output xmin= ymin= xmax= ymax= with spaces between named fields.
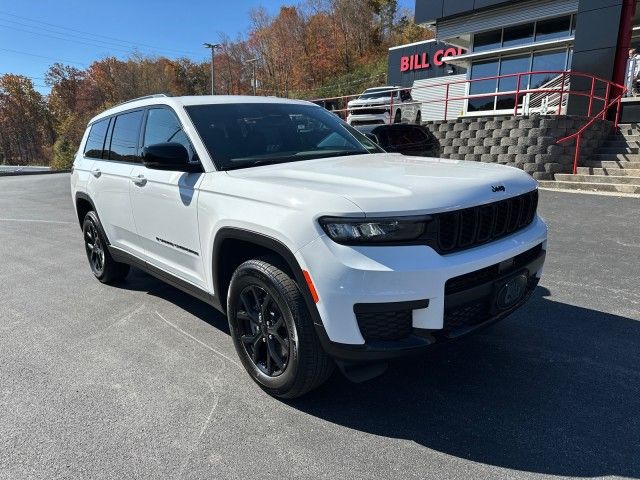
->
xmin=310 ymin=70 xmax=626 ymax=173
xmin=556 ymin=84 xmax=626 ymax=174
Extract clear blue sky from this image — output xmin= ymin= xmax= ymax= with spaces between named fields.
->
xmin=0 ymin=0 xmax=415 ymax=94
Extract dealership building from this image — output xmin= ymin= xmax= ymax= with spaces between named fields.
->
xmin=382 ymin=0 xmax=640 ymax=192
xmin=388 ymin=0 xmax=639 ymax=120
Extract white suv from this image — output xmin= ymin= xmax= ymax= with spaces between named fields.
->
xmin=347 ymin=86 xmax=421 ymax=126
xmin=71 ymin=94 xmax=547 ymax=398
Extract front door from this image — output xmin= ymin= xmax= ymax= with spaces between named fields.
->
xmin=129 ymin=107 xmax=206 ymax=288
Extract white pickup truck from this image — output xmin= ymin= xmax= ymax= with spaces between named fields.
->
xmin=347 ymin=86 xmax=421 ymax=126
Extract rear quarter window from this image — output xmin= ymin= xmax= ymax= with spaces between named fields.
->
xmin=83 ymin=118 xmax=110 ymax=159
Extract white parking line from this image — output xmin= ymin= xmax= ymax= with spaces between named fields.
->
xmin=155 ymin=311 xmax=241 ymax=369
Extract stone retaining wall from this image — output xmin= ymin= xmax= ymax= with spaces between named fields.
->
xmin=423 ymin=115 xmax=612 ymax=180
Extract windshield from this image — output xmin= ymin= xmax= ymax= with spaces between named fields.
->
xmin=358 ymin=88 xmax=396 ymax=100
xmin=185 ymin=103 xmax=382 ymax=171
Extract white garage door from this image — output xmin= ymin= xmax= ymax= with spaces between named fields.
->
xmin=412 ymin=74 xmax=467 ymax=121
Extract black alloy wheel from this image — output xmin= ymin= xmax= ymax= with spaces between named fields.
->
xmin=236 ymin=284 xmax=291 ymax=377
xmin=81 ymin=211 xmax=129 ymax=284
xmin=84 ymin=217 xmax=105 ymax=277
xmin=227 ymin=258 xmax=334 ymax=398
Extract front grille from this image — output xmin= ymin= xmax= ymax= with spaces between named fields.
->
xmin=444 ymin=301 xmax=489 ymax=330
xmin=442 ymin=243 xmax=543 ymax=331
xmin=443 ymin=278 xmax=538 ymax=331
xmin=350 ymin=107 xmax=388 ymax=115
xmin=428 ymin=190 xmax=538 ymax=254
xmin=445 ymin=243 xmax=543 ymax=295
xmin=355 ymin=310 xmax=412 ymax=341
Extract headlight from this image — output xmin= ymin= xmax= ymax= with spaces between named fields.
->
xmin=319 ymin=216 xmax=428 ymax=244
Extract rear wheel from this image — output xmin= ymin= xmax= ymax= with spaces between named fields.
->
xmin=227 ymin=258 xmax=334 ymax=398
xmin=82 ymin=211 xmax=129 ymax=284
xmin=415 ymin=111 xmax=421 ymax=125
xmin=394 ymin=110 xmax=402 ymax=123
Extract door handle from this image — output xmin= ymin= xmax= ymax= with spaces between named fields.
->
xmin=131 ymin=174 xmax=147 ymax=186
xmin=90 ymin=168 xmax=101 ymax=178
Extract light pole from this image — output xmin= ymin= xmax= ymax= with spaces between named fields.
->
xmin=203 ymin=43 xmax=222 ymax=95
xmin=245 ymin=58 xmax=258 ymax=95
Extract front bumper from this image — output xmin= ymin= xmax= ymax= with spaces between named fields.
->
xmin=346 ymin=112 xmax=390 ymax=126
xmin=296 ymin=216 xmax=548 ymax=360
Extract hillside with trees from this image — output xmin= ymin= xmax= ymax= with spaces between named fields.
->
xmin=0 ymin=0 xmax=431 ymax=168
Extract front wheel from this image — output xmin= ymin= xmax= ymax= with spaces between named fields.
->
xmin=227 ymin=258 xmax=334 ymax=398
xmin=415 ymin=111 xmax=421 ymax=125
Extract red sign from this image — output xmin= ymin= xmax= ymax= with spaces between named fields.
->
xmin=400 ymin=47 xmax=465 ymax=72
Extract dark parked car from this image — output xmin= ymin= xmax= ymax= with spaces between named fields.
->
xmin=354 ymin=124 xmax=441 ymax=157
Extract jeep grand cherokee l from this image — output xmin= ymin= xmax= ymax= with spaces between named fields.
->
xmin=71 ymin=94 xmax=547 ymax=398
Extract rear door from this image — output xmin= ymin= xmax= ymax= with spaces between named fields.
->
xmin=88 ymin=110 xmax=145 ymax=256
xmin=129 ymin=106 xmax=206 ymax=288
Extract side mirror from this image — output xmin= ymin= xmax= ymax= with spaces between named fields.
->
xmin=142 ymin=142 xmax=201 ymax=172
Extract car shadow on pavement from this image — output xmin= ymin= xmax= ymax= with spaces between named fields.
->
xmin=118 ymin=271 xmax=640 ymax=478
xmin=119 ymin=268 xmax=231 ymax=335
xmin=287 ymin=286 xmax=640 ymax=478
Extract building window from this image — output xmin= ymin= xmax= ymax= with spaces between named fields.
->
xmin=503 ymin=23 xmax=534 ymax=48
xmin=530 ymin=49 xmax=569 ymax=89
xmin=535 ymin=16 xmax=572 ymax=42
xmin=497 ymin=55 xmax=531 ymax=109
xmin=468 ymin=59 xmax=499 ymax=111
xmin=473 ymin=30 xmax=502 ymax=52
xmin=471 ymin=15 xmax=573 ymax=52
xmin=467 ymin=48 xmax=572 ymax=113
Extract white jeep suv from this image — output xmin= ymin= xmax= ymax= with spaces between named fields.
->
xmin=71 ymin=94 xmax=547 ymax=398
xmin=347 ymin=86 xmax=421 ymax=126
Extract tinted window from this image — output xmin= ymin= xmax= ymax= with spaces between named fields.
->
xmin=535 ymin=16 xmax=571 ymax=42
xmin=473 ymin=29 xmax=502 ymax=52
xmin=530 ymin=49 xmax=568 ymax=89
xmin=497 ymin=55 xmax=531 ymax=109
xmin=84 ymin=118 xmax=110 ymax=159
xmin=186 ymin=103 xmax=380 ymax=170
xmin=468 ymin=59 xmax=499 ymax=111
xmin=503 ymin=23 xmax=534 ymax=48
xmin=108 ymin=110 xmax=143 ymax=162
xmin=143 ymin=108 xmax=195 ymax=161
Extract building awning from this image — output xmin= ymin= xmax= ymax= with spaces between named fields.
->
xmin=442 ymin=37 xmax=574 ymax=67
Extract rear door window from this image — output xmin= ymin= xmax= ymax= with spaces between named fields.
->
xmin=83 ymin=118 xmax=110 ymax=159
xmin=107 ymin=110 xmax=144 ymax=162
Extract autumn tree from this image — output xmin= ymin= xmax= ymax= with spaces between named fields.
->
xmin=0 ymin=75 xmax=53 ymax=165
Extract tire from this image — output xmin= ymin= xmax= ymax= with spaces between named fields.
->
xmin=82 ymin=211 xmax=129 ymax=284
xmin=227 ymin=258 xmax=334 ymax=398
xmin=415 ymin=111 xmax=421 ymax=125
xmin=394 ymin=110 xmax=402 ymax=124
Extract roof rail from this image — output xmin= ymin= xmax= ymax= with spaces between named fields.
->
xmin=114 ymin=93 xmax=168 ymax=107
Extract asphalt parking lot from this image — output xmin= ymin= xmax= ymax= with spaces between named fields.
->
xmin=1 ymin=174 xmax=639 ymax=479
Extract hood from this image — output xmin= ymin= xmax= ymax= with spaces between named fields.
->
xmin=226 ymin=153 xmax=538 ymax=216
xmin=347 ymin=97 xmax=389 ymax=108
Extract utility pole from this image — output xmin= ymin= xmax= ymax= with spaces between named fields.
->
xmin=203 ymin=43 xmax=222 ymax=95
xmin=246 ymin=58 xmax=258 ymax=95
